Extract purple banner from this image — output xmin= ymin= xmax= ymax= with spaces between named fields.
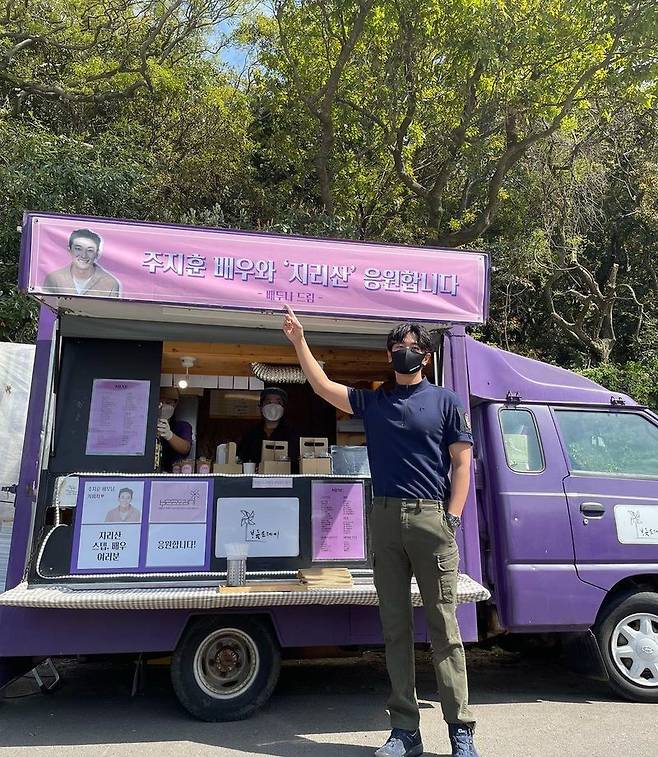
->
xmin=23 ymin=213 xmax=488 ymax=324
xmin=311 ymin=481 xmax=366 ymax=561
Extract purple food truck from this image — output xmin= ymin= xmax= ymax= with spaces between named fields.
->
xmin=0 ymin=212 xmax=657 ymax=719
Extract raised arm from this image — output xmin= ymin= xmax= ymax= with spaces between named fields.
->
xmin=282 ymin=304 xmax=353 ymax=414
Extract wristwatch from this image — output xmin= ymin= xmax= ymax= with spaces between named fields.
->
xmin=446 ymin=512 xmax=462 ymax=532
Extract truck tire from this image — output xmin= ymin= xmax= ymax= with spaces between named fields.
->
xmin=595 ymin=590 xmax=658 ymax=703
xmin=171 ymin=615 xmax=281 ymax=721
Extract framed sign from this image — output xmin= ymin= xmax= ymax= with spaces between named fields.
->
xmin=145 ymin=480 xmax=210 ymax=569
xmin=72 ymin=480 xmax=145 ymax=571
xmin=71 ymin=477 xmax=212 ymax=573
xmin=311 ymin=481 xmax=366 ymax=561
xmin=215 ymin=497 xmax=300 ymax=558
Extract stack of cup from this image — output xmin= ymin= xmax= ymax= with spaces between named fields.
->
xmin=225 ymin=543 xmax=248 ymax=586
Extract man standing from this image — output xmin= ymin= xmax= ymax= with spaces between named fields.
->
xmin=42 ymin=228 xmax=121 ymax=297
xmin=283 ymin=304 xmax=478 ymax=757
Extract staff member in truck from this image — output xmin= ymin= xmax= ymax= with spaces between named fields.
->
xmin=158 ymin=387 xmax=192 ymax=472
xmin=283 ymin=304 xmax=478 ymax=757
xmin=237 ymin=387 xmax=299 ymax=466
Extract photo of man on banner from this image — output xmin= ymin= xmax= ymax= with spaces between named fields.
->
xmin=42 ymin=228 xmax=121 ymax=297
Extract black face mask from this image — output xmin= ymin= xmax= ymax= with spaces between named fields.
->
xmin=391 ymin=348 xmax=426 ymax=375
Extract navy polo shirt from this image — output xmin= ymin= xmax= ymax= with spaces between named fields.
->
xmin=348 ymin=379 xmax=473 ymax=500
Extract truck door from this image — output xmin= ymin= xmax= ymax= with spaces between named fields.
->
xmin=553 ymin=408 xmax=658 ymax=591
xmin=480 ymin=403 xmax=598 ymax=630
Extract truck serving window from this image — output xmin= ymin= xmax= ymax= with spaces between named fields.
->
xmin=555 ymin=410 xmax=658 ymax=477
xmin=499 ymin=408 xmax=544 ymax=472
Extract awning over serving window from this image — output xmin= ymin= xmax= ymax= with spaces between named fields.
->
xmin=20 ymin=213 xmax=489 ymax=332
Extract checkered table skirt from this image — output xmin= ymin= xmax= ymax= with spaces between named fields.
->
xmin=0 ymin=574 xmax=490 ymax=610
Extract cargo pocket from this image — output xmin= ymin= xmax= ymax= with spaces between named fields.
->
xmin=436 ymin=548 xmax=459 ymax=604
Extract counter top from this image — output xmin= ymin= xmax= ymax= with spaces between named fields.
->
xmin=0 ymin=574 xmax=490 ymax=610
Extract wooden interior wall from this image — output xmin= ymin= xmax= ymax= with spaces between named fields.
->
xmin=162 ymin=341 xmax=391 ymax=382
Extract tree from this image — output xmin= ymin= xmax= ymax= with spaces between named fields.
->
xmin=0 ymin=0 xmax=244 ymax=115
xmin=478 ymin=105 xmax=658 ymax=366
xmin=0 ymin=2 xmax=256 ymax=342
xmin=273 ymin=0 xmax=375 ymax=214
xmin=259 ymin=0 xmax=658 ymax=243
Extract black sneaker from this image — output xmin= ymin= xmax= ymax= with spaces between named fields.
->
xmin=448 ymin=724 xmax=479 ymax=757
xmin=374 ymin=728 xmax=423 ymax=757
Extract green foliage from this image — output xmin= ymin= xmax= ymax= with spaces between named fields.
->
xmin=0 ymin=0 xmax=242 ymax=114
xmin=0 ymin=3 xmax=254 ymax=341
xmin=579 ymin=361 xmax=658 ymax=411
xmin=258 ymin=0 xmax=658 ymax=244
xmin=0 ymin=121 xmax=157 ymax=341
xmin=0 ymin=0 xmax=656 ymax=384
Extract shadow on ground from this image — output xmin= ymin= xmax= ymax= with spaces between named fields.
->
xmin=0 ymin=647 xmax=615 ymax=756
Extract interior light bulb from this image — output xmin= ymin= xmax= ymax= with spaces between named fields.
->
xmin=178 ymin=378 xmax=188 ymax=389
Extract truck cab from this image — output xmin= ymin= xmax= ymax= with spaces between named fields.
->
xmin=467 ymin=335 xmax=658 ymax=702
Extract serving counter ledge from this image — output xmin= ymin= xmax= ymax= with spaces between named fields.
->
xmin=0 ymin=574 xmax=490 ymax=610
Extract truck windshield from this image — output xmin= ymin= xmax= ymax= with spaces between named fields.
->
xmin=554 ymin=410 xmax=658 ymax=477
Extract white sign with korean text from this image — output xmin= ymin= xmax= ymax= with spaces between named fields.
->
xmin=614 ymin=504 xmax=658 ymax=545
xmin=251 ymin=477 xmax=293 ymax=489
xmin=215 ymin=497 xmax=299 ymax=558
xmin=146 ymin=523 xmax=207 ymax=567
xmin=75 ymin=481 xmax=145 ymax=570
xmin=55 ymin=476 xmax=80 ymax=508
xmin=76 ymin=524 xmax=141 ymax=570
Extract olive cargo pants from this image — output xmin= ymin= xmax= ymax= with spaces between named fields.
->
xmin=370 ymin=496 xmax=475 ymax=731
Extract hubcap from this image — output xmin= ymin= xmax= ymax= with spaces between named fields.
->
xmin=193 ymin=628 xmax=259 ymax=699
xmin=610 ymin=612 xmax=658 ymax=688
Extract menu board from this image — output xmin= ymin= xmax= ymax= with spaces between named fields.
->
xmin=311 ymin=481 xmax=366 ymax=561
xmin=71 ymin=477 xmax=212 ymax=573
xmin=86 ymin=379 xmax=150 ymax=456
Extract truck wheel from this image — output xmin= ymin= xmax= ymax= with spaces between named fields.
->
xmin=171 ymin=616 xmax=281 ymax=721
xmin=595 ymin=591 xmax=658 ymax=703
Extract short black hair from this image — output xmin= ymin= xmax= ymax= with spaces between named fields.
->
xmin=69 ymin=228 xmax=102 ymax=251
xmin=386 ymin=323 xmax=434 ymax=353
xmin=118 ymin=487 xmax=133 ymax=499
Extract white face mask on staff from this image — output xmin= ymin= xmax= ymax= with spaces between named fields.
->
xmin=262 ymin=403 xmax=284 ymax=422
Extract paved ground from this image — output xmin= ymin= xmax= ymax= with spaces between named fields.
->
xmin=0 ymin=647 xmax=655 ymax=757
